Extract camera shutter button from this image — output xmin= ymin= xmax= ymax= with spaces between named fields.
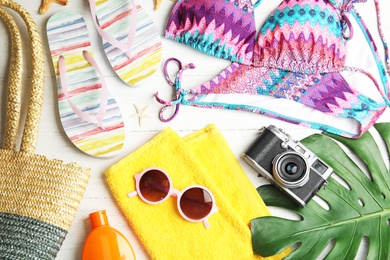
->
xmin=281 ymin=141 xmax=289 ymax=149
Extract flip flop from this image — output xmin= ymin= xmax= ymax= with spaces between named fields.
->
xmin=47 ymin=11 xmax=126 ymax=157
xmin=88 ymin=0 xmax=162 ymax=86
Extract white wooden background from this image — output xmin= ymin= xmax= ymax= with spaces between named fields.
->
xmin=0 ymin=0 xmax=389 ymax=259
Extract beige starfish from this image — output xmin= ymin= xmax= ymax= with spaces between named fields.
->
xmin=153 ymin=0 xmax=177 ymax=10
xmin=39 ymin=0 xmax=68 ymax=14
xmin=153 ymin=0 xmax=162 ymax=10
xmin=130 ymin=104 xmax=151 ymax=126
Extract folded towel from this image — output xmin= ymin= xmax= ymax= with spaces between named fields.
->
xmin=105 ymin=124 xmax=289 ymax=259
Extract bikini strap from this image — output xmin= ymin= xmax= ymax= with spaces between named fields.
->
xmin=155 ymin=58 xmax=195 ymax=122
xmin=343 ymin=66 xmax=390 ymax=106
xmin=372 ymin=0 xmax=390 ymax=75
xmin=347 ymin=1 xmax=390 ymax=105
xmin=253 ymin=0 xmax=263 ymax=9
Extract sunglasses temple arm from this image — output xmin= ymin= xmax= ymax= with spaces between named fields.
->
xmin=127 ymin=190 xmax=138 ymax=198
xmin=203 ymin=205 xmax=218 ymax=228
xmin=203 ymin=219 xmax=210 ymax=229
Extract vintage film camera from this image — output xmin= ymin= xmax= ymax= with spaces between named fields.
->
xmin=242 ymin=125 xmax=334 ymax=207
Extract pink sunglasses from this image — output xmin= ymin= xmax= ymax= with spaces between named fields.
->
xmin=127 ymin=168 xmax=218 ymax=228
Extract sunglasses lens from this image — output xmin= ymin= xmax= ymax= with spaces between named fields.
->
xmin=179 ymin=187 xmax=213 ymax=220
xmin=139 ymin=169 xmax=170 ymax=202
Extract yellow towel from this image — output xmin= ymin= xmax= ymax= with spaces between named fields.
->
xmin=105 ymin=124 xmax=290 ymax=259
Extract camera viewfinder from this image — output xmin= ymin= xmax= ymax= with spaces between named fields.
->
xmin=312 ymin=159 xmax=328 ymax=175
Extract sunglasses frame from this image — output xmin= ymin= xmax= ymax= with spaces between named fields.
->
xmin=127 ymin=167 xmax=218 ymax=228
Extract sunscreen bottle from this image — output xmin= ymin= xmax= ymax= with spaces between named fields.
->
xmin=82 ymin=210 xmax=136 ymax=260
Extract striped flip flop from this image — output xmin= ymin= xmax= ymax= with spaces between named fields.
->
xmin=47 ymin=11 xmax=126 ymax=157
xmin=88 ymin=0 xmax=162 ymax=86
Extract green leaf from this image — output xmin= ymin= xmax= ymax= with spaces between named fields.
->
xmin=251 ymin=123 xmax=390 ymax=259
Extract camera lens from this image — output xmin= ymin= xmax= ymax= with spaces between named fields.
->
xmin=273 ymin=151 xmax=309 ymax=188
xmin=285 ymin=162 xmax=299 ymax=175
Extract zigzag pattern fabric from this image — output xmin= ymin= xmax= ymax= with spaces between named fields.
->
xmin=255 ymin=0 xmax=346 ymax=74
xmin=165 ymin=0 xmax=257 ymax=65
xmin=160 ymin=0 xmax=390 ymax=138
xmin=190 ymin=62 xmax=386 ymax=136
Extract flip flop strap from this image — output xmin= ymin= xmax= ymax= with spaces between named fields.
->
xmin=58 ymin=51 xmax=108 ymax=129
xmin=89 ymin=0 xmax=138 ymax=58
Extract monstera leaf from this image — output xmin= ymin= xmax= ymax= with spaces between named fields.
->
xmin=251 ymin=123 xmax=390 ymax=259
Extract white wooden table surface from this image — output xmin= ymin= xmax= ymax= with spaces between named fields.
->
xmin=0 ymin=0 xmax=389 ymax=259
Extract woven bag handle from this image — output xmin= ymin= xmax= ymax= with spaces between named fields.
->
xmin=0 ymin=7 xmax=22 ymax=151
xmin=0 ymin=0 xmax=44 ymax=153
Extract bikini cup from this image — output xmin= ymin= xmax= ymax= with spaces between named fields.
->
xmin=254 ymin=0 xmax=346 ymax=74
xmin=165 ymin=0 xmax=260 ymax=65
xmin=159 ymin=0 xmax=390 ymax=138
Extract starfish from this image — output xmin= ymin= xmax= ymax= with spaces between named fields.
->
xmin=39 ymin=0 xmax=68 ymax=14
xmin=129 ymin=104 xmax=151 ymax=127
xmin=153 ymin=0 xmax=177 ymax=11
xmin=153 ymin=0 xmax=162 ymax=10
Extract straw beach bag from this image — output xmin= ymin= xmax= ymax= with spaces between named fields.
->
xmin=0 ymin=1 xmax=90 ymax=259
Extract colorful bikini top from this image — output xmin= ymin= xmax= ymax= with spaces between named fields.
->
xmin=160 ymin=0 xmax=390 ymax=138
xmin=166 ymin=0 xmax=389 ymax=75
xmin=166 ymin=0 xmax=350 ymax=71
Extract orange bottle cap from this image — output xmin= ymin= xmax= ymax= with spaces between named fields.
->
xmin=89 ymin=210 xmax=109 ymax=229
xmin=83 ymin=210 xmax=136 ymax=260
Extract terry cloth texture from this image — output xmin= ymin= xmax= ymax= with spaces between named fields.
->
xmin=105 ymin=124 xmax=290 ymax=259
